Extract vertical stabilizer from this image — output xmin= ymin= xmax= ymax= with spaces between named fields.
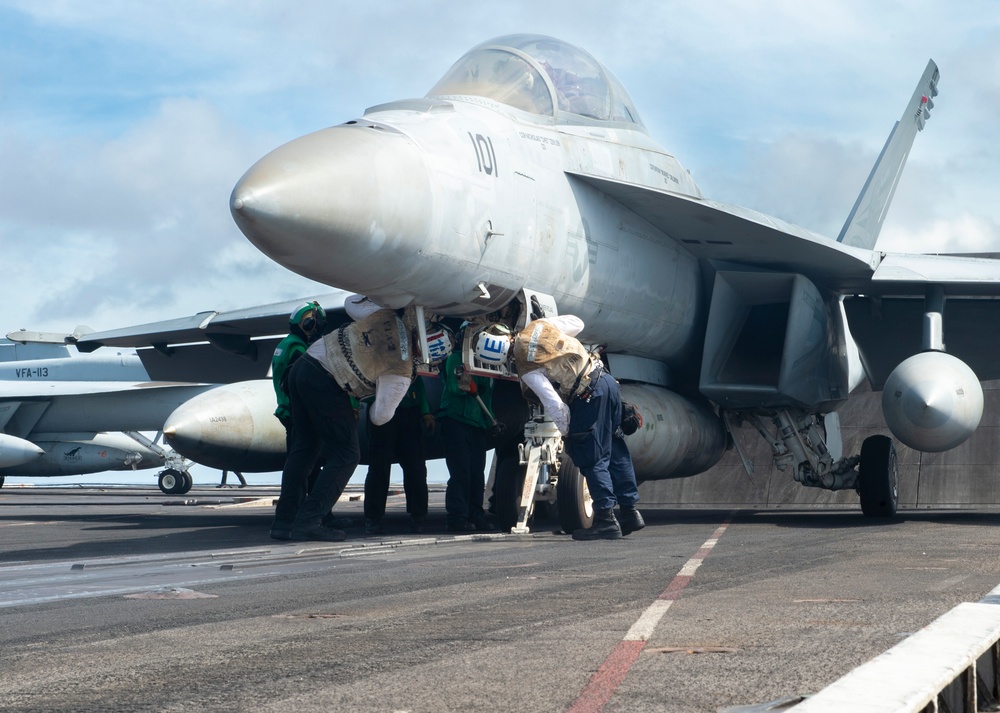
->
xmin=837 ymin=60 xmax=939 ymax=249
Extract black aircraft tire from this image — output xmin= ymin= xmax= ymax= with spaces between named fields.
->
xmin=158 ymin=469 xmax=184 ymax=495
xmin=177 ymin=471 xmax=193 ymax=495
xmin=557 ymin=455 xmax=594 ymax=534
xmin=495 ymin=457 xmax=525 ymax=533
xmin=0 ymin=475 xmax=4 ymax=489
xmin=858 ymin=435 xmax=899 ymax=518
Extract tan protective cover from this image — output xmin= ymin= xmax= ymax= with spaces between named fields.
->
xmin=513 ymin=320 xmax=599 ymax=402
xmin=323 ymin=308 xmax=415 ymax=397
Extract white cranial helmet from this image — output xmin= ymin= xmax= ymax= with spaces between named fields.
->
xmin=475 ymin=324 xmax=512 ymax=365
xmin=424 ymin=323 xmax=453 ymax=364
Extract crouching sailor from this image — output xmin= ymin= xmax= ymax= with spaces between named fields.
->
xmin=509 ymin=315 xmax=644 ymax=540
xmin=270 ymin=294 xmax=419 ymax=542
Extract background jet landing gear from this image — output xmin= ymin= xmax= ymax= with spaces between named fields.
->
xmin=157 ymin=468 xmax=193 ymax=495
xmin=123 ymin=430 xmax=194 ymax=495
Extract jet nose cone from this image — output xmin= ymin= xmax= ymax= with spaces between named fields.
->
xmin=231 ymin=124 xmax=432 ymax=294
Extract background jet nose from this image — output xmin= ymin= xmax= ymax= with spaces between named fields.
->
xmin=230 ymin=124 xmax=433 ymax=292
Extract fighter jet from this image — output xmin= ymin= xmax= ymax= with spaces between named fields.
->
xmin=221 ymin=33 xmax=1000 ymax=527
xmin=0 ymin=337 xmax=208 ymax=492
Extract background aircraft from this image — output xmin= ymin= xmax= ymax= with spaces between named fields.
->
xmin=5 ymin=294 xmax=383 ymax=492
xmin=0 ymin=337 xmax=206 ymax=492
xmin=222 ymin=34 xmax=1000 ymax=526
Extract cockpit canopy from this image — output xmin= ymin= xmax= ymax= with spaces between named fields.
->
xmin=427 ymin=34 xmax=644 ymax=129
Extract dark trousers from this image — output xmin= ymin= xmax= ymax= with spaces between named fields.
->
xmin=279 ymin=416 xmax=324 ymax=498
xmin=364 ymin=405 xmax=428 ymax=520
xmin=565 ymin=373 xmax=639 ymax=512
xmin=442 ymin=417 xmax=487 ymax=524
xmin=274 ymin=355 xmax=360 ymax=528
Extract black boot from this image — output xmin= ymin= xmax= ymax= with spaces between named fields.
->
xmin=618 ymin=506 xmax=645 ymax=536
xmin=572 ymin=508 xmax=622 ymax=541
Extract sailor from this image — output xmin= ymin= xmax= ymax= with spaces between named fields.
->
xmin=272 ymin=301 xmax=327 ymax=429
xmin=270 ymin=295 xmax=423 ymax=542
xmin=440 ymin=331 xmax=496 ymax=532
xmin=270 ymin=301 xmax=326 ymax=494
xmin=504 ymin=315 xmax=644 ymax=540
xmin=364 ymin=326 xmax=451 ymax=535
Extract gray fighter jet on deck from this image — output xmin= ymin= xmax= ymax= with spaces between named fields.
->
xmin=225 ymin=33 xmax=1000 ymax=528
xmin=21 ymin=294 xmax=356 ymax=482
xmin=0 ymin=337 xmax=208 ymax=492
xmin=56 ymin=36 xmax=1000 ymax=530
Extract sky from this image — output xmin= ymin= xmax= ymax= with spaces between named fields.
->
xmin=1 ymin=1 xmax=998 ymax=486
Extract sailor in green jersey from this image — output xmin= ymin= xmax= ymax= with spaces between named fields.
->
xmin=439 ymin=346 xmax=496 ymax=532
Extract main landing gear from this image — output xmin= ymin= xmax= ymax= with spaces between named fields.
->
xmin=725 ymin=409 xmax=900 ymax=518
xmin=857 ymin=435 xmax=899 ymax=517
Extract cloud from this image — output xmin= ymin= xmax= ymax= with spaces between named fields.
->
xmin=1 ymin=0 xmax=998 ymax=337
xmin=1 ymin=94 xmax=320 ymax=331
xmin=880 ymin=215 xmax=1000 ymax=255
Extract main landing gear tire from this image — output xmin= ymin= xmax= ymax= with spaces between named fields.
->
xmin=178 ymin=471 xmax=193 ymax=495
xmin=858 ymin=435 xmax=899 ymax=518
xmin=158 ymin=468 xmax=188 ymax=495
xmin=495 ymin=457 xmax=525 ymax=533
xmin=557 ymin=455 xmax=594 ymax=534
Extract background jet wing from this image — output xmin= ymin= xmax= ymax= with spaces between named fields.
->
xmin=67 ymin=292 xmax=350 ymax=351
xmin=7 ymin=292 xmax=350 ymax=384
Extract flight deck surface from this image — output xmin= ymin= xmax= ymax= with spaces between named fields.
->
xmin=2 ymin=485 xmax=1000 ymax=712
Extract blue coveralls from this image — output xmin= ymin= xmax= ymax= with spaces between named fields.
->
xmin=564 ymin=372 xmax=639 ymax=512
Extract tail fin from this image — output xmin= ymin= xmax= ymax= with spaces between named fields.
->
xmin=837 ymin=59 xmax=940 ymax=249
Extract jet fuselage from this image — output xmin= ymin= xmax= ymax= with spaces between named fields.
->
xmin=232 ymin=66 xmax=705 ymax=371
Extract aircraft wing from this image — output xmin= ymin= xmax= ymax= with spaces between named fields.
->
xmin=7 ymin=292 xmax=351 ymax=384
xmin=0 ymin=380 xmax=207 ymax=399
xmin=569 ymin=171 xmax=1000 ymax=386
xmin=568 ymin=171 xmax=1000 ymax=296
xmin=569 ymin=171 xmax=877 ymax=290
xmin=68 ymin=292 xmax=351 ymax=351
